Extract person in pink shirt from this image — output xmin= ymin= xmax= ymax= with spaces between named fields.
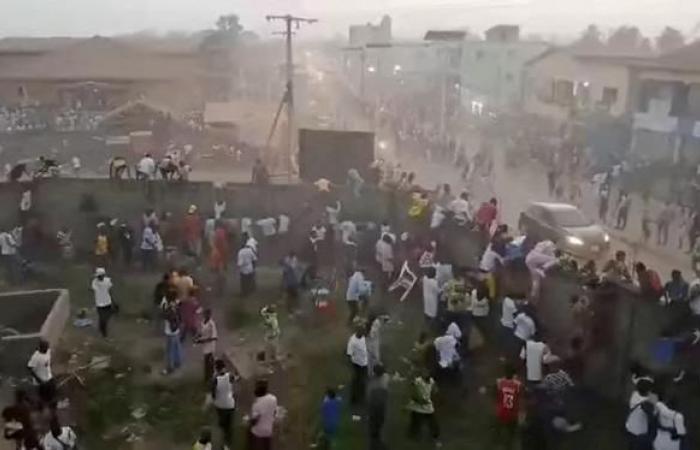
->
xmin=249 ymin=379 xmax=278 ymax=450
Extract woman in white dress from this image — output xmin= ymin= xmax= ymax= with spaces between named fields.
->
xmin=653 ymin=397 xmax=686 ymax=450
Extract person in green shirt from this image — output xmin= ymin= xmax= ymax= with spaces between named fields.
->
xmin=407 ymin=371 xmax=441 ymax=446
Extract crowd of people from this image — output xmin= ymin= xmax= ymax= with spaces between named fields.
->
xmin=3 ymin=129 xmax=700 ymax=450
xmin=0 ymin=105 xmax=102 ymax=134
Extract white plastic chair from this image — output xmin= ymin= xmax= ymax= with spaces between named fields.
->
xmin=389 ymin=261 xmax=418 ymax=302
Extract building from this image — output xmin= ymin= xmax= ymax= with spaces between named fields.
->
xmin=0 ymin=36 xmax=203 ymax=112
xmin=629 ymin=42 xmax=700 ymax=160
xmin=349 ymin=15 xmax=392 ymax=48
xmin=523 ymin=47 xmax=647 ymax=122
xmin=461 ymin=25 xmax=549 ymax=108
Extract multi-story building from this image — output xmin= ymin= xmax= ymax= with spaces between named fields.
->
xmin=461 ymin=25 xmax=549 ymax=109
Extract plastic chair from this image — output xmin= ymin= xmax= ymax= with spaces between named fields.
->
xmin=389 ymin=261 xmax=418 ymax=302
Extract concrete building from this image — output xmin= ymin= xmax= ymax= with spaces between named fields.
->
xmin=0 ymin=36 xmax=203 ymax=111
xmin=523 ymin=48 xmax=644 ymax=122
xmin=461 ymin=25 xmax=549 ymax=108
xmin=628 ymin=42 xmax=700 ymax=161
xmin=349 ymin=15 xmax=392 ymax=48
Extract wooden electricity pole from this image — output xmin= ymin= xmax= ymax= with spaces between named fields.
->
xmin=265 ymin=14 xmax=317 ymax=182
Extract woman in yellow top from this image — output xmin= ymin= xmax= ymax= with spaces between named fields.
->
xmin=94 ymin=224 xmax=109 ymax=267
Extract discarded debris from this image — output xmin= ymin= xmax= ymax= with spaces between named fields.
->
xmin=131 ymin=406 xmax=147 ymax=420
xmin=89 ymin=355 xmax=111 ymax=371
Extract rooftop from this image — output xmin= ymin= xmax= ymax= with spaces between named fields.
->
xmin=0 ymin=36 xmax=198 ymax=81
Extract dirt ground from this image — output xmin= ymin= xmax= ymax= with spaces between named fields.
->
xmin=3 ymin=254 xmax=700 ymax=450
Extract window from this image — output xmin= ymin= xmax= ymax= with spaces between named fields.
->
xmin=601 ymin=87 xmax=618 ymax=107
xmin=553 ymin=79 xmax=574 ymax=106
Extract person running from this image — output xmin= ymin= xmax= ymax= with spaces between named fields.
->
xmin=196 ymin=308 xmax=218 ymax=383
xmin=346 ymin=327 xmax=368 ymax=405
xmin=653 ymin=394 xmax=686 ymax=450
xmin=249 ymin=379 xmax=278 ymax=450
xmin=91 ymin=267 xmax=114 ymax=338
xmin=625 ymin=378 xmax=656 ymax=450
xmin=407 ymin=370 xmax=441 ymax=447
xmin=211 ymin=359 xmax=236 ymax=450
xmin=494 ymin=364 xmax=522 ymax=449
xmin=27 ymin=340 xmax=55 ymax=408
xmin=319 ymin=388 xmax=342 ymax=450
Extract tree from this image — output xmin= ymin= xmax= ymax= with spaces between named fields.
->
xmin=575 ymin=24 xmax=605 ymax=49
xmin=656 ymin=26 xmax=685 ymax=53
xmin=607 ymin=26 xmax=646 ymax=52
xmin=216 ymin=14 xmax=243 ymax=35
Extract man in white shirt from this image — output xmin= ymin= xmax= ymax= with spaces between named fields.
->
xmin=347 ymin=329 xmax=368 ymax=405
xmin=140 ymin=224 xmax=158 ymax=271
xmin=449 ymin=192 xmax=473 ymax=225
xmin=196 ymin=308 xmax=218 ymax=382
xmin=434 ymin=332 xmax=459 ymax=370
xmin=211 ymin=359 xmax=236 ymax=450
xmin=520 ymin=338 xmax=558 ymax=384
xmin=250 ymin=380 xmax=278 ymax=448
xmin=0 ymin=229 xmax=18 ymax=283
xmin=136 ymin=153 xmax=156 ymax=180
xmin=625 ymin=378 xmax=655 ymax=450
xmin=91 ymin=267 xmax=113 ymax=338
xmin=28 ymin=340 xmax=55 ymax=405
xmin=513 ymin=309 xmax=537 ymax=346
xmin=479 ymin=244 xmax=503 ymax=273
xmin=237 ymin=244 xmax=257 ymax=297
xmin=422 ymin=267 xmax=441 ymax=328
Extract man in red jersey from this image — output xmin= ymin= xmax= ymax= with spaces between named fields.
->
xmin=494 ymin=364 xmax=522 ymax=449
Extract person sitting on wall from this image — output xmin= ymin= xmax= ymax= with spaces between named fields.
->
xmin=109 ymin=156 xmax=131 ymax=179
xmin=8 ymin=161 xmax=30 ymax=182
xmin=34 ymin=156 xmax=59 ymax=177
xmin=158 ymin=155 xmax=179 ymax=180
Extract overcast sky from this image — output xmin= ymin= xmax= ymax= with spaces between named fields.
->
xmin=1 ymin=0 xmax=699 ymax=41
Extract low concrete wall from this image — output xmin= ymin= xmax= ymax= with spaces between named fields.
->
xmin=0 ymin=178 xmax=393 ymax=254
xmin=0 ymin=289 xmax=70 ymax=377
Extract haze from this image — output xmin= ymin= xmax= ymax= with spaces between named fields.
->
xmin=1 ymin=0 xmax=699 ymax=40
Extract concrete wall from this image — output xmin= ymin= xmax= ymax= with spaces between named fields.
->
xmin=0 ymin=289 xmax=70 ymax=376
xmin=1 ymin=178 xmax=391 ymax=254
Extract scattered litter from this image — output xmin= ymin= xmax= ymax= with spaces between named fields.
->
xmin=88 ymin=355 xmax=111 ymax=371
xmin=351 ymin=415 xmax=362 ymax=422
xmin=242 ymin=414 xmax=250 ymax=423
xmin=135 ymin=318 xmax=150 ymax=324
xmin=115 ymin=373 xmax=126 ymax=379
xmin=56 ymin=399 xmax=70 ymax=410
xmin=478 ymin=386 xmax=487 ymax=395
xmin=400 ymin=357 xmax=412 ymax=366
xmin=73 ymin=317 xmax=93 ymax=328
xmin=337 ymin=384 xmax=345 ymax=390
xmin=310 ymin=444 xmax=318 ymax=448
xmin=125 ymin=433 xmax=142 ymax=443
xmin=391 ymin=372 xmax=406 ymax=382
xmin=131 ymin=406 xmax=147 ymax=420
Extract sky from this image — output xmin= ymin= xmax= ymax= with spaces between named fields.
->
xmin=1 ymin=0 xmax=699 ymax=41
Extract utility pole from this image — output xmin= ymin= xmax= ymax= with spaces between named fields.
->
xmin=266 ymin=14 xmax=317 ymax=182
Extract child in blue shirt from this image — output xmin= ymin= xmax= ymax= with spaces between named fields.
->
xmin=320 ymin=388 xmax=342 ymax=449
